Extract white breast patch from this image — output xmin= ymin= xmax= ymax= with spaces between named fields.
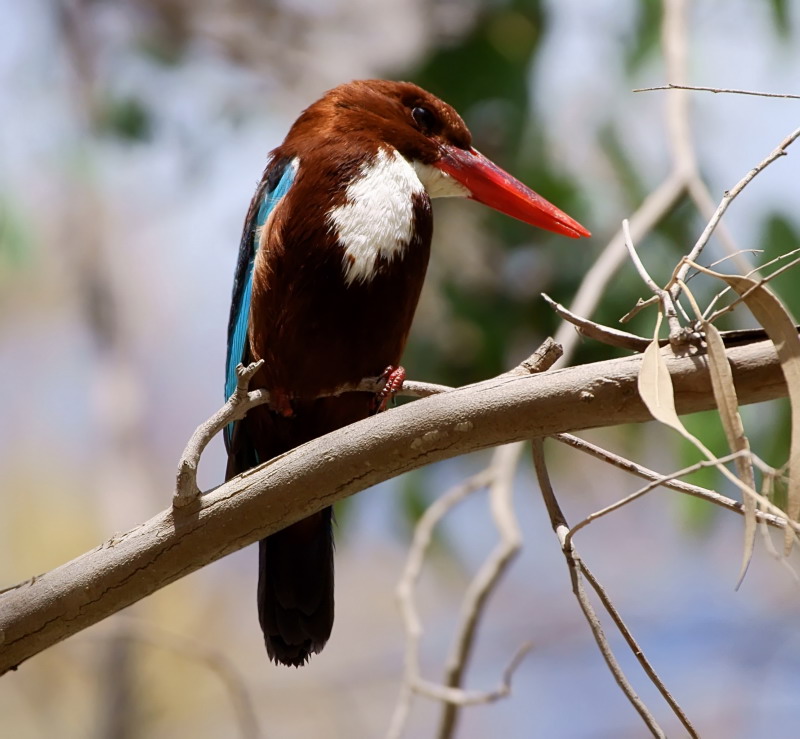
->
xmin=328 ymin=148 xmax=426 ymax=286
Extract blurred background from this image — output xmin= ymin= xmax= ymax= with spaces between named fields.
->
xmin=2 ymin=0 xmax=800 ymax=737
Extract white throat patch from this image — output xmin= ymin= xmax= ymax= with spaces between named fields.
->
xmin=412 ymin=161 xmax=470 ymax=199
xmin=329 ymin=148 xmax=426 ymax=286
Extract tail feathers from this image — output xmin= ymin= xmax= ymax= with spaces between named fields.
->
xmin=258 ymin=507 xmax=334 ymax=667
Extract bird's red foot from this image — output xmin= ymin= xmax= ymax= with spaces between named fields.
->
xmin=374 ymin=365 xmax=405 ymax=413
xmin=270 ymin=389 xmax=294 ymax=418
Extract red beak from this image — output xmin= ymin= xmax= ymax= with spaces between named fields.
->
xmin=435 ymin=146 xmax=591 ymax=239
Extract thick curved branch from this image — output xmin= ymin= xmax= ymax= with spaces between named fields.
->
xmin=0 ymin=338 xmax=791 ymax=675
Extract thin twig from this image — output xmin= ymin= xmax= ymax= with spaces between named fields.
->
xmin=620 ymin=295 xmax=660 ymax=324
xmin=436 ymin=443 xmax=525 ymax=739
xmin=554 ymin=433 xmax=800 ymax=533
xmin=758 ymin=474 xmax=800 ymax=584
xmin=411 ymin=643 xmax=533 ymax=707
xmin=686 ymin=177 xmax=751 ymax=276
xmin=542 ymin=293 xmax=652 ymax=351
xmin=701 ymin=253 xmax=800 ymax=324
xmin=174 ymin=360 xmax=266 ymax=505
xmin=552 ymin=173 xmax=687 ymax=367
xmin=702 ymin=247 xmax=800 ymax=319
xmin=670 ymin=125 xmax=800 ymax=300
xmin=622 ymin=219 xmax=684 ymax=341
xmin=388 ymin=469 xmax=493 ymax=739
xmin=530 ymin=439 xmax=668 ymax=738
xmin=577 ymin=561 xmax=699 ymax=738
xmin=500 ymin=337 xmax=563 ymax=377
xmin=634 ymin=83 xmax=800 ymax=100
xmin=564 ymin=451 xmax=750 ymax=549
xmin=390 ymin=340 xmax=560 ymax=738
xmin=387 ymin=467 xmax=527 ymax=739
xmin=623 ymin=219 xmax=663 ymax=296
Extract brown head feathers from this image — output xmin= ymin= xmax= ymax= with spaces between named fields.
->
xmin=280 ymin=79 xmax=472 ymax=165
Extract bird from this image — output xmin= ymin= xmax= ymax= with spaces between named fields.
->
xmin=224 ymin=79 xmax=590 ymax=667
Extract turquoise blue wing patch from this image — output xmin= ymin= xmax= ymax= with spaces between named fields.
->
xmin=224 ymin=157 xmax=297 ymax=445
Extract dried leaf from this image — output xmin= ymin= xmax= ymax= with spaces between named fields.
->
xmin=638 ymin=314 xmax=769 ymax=577
xmin=638 ymin=337 xmax=685 ymax=433
xmin=704 ymin=321 xmax=755 ymax=586
xmin=694 ymin=266 xmax=800 ymax=554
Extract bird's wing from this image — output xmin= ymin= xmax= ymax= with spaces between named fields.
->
xmin=224 ymin=156 xmax=298 ymax=449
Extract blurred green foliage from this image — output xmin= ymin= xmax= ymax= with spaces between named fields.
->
xmin=768 ymin=0 xmax=793 ymax=39
xmin=626 ymin=0 xmax=662 ymax=72
xmin=97 ymin=95 xmax=152 ymax=141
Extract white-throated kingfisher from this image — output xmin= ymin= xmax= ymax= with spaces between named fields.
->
xmin=224 ymin=79 xmax=590 ymax=667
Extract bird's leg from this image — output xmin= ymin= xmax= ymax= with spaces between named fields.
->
xmin=373 ymin=365 xmax=406 ymax=413
xmin=270 ymin=388 xmax=295 ymax=418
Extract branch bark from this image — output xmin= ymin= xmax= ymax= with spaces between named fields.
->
xmin=0 ymin=338 xmax=790 ymax=675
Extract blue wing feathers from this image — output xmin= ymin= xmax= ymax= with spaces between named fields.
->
xmin=224 ymin=156 xmax=297 ymax=446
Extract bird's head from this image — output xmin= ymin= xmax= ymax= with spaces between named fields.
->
xmin=285 ymin=79 xmax=590 ymax=239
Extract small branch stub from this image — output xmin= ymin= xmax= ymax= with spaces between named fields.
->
xmin=174 ymin=361 xmax=267 ymax=507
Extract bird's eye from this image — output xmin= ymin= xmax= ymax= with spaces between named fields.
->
xmin=412 ymin=106 xmax=437 ymax=133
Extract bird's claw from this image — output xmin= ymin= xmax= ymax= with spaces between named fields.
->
xmin=270 ymin=388 xmax=294 ymax=418
xmin=374 ymin=365 xmax=405 ymax=413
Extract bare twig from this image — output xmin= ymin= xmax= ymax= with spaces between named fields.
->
xmin=702 ymin=248 xmax=800 ymax=319
xmin=391 ymin=340 xmax=560 ymax=738
xmin=552 ymin=173 xmax=687 ymax=367
xmin=530 ymin=439 xmax=669 ymax=737
xmin=576 ymin=561 xmax=699 ymax=738
xmin=622 ymin=219 xmax=684 ymax=341
xmin=554 ymin=433 xmax=800 ymax=533
xmin=387 ymin=467 xmax=510 ymax=739
xmin=670 ymin=125 xmax=800 ymax=300
xmin=634 ymin=83 xmax=800 ymax=100
xmin=501 ymin=337 xmax=563 ymax=376
xmin=620 ymin=295 xmax=661 ymax=324
xmin=406 ymin=642 xmax=532 ymax=708
xmin=564 ymin=451 xmax=751 ymax=549
xmin=542 ymin=293 xmax=652 ymax=351
xmin=758 ymin=475 xmax=800 ymax=584
xmin=175 ymin=360 xmax=266 ymax=506
xmin=623 ymin=219 xmax=664 ymax=296
xmin=436 ymin=443 xmax=525 ymax=739
xmin=702 ymin=253 xmax=800 ymax=324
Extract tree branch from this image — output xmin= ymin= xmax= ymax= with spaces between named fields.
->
xmin=0 ymin=338 xmax=792 ymax=675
